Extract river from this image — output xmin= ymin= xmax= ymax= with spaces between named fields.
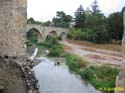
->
xmin=34 ymin=57 xmax=104 ymax=93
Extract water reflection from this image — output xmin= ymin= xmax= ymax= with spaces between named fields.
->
xmin=34 ymin=58 xmax=103 ymax=93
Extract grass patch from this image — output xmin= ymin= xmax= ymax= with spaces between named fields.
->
xmin=65 ymin=53 xmax=89 ymax=73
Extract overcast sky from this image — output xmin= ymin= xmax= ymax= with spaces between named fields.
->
xmin=27 ymin=0 xmax=125 ymax=22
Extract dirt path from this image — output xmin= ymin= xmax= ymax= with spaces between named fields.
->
xmin=60 ymin=41 xmax=122 ymax=67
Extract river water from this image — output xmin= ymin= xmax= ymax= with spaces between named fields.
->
xmin=34 ymin=58 xmax=104 ymax=93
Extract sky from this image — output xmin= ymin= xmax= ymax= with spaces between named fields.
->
xmin=27 ymin=0 xmax=125 ymax=22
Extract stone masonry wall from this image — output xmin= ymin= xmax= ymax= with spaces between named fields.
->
xmin=0 ymin=0 xmax=39 ymax=93
xmin=0 ymin=0 xmax=27 ymax=56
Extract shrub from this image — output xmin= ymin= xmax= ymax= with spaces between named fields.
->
xmin=65 ymin=53 xmax=89 ymax=73
xmin=79 ymin=67 xmax=94 ymax=81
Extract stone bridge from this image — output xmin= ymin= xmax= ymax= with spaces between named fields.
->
xmin=27 ymin=24 xmax=70 ymax=42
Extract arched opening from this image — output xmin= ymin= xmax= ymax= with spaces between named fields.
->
xmin=27 ymin=28 xmax=42 ymax=44
xmin=46 ymin=31 xmax=57 ymax=41
xmin=0 ymin=85 xmax=5 ymax=93
xmin=60 ymin=32 xmax=66 ymax=40
xmin=26 ymin=28 xmax=42 ymax=55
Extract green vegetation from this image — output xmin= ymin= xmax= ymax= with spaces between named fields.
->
xmin=68 ymin=27 xmax=110 ymax=44
xmin=27 ymin=30 xmax=38 ymax=44
xmin=27 ymin=32 xmax=64 ymax=57
xmin=27 ymin=17 xmax=51 ymax=26
xmin=52 ymin=11 xmax=72 ymax=28
xmin=27 ymin=17 xmax=42 ymax=25
xmin=68 ymin=0 xmax=123 ymax=44
xmin=74 ymin=5 xmax=85 ymax=28
xmin=80 ymin=65 xmax=119 ymax=93
xmin=65 ymin=53 xmax=89 ymax=73
xmin=65 ymin=53 xmax=119 ymax=93
xmin=40 ymin=35 xmax=64 ymax=57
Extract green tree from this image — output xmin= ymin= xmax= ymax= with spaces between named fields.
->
xmin=52 ymin=17 xmax=61 ymax=27
xmin=74 ymin=5 xmax=85 ymax=28
xmin=91 ymin=0 xmax=100 ymax=14
xmin=27 ymin=17 xmax=42 ymax=24
xmin=42 ymin=21 xmax=51 ymax=26
xmin=64 ymin=15 xmax=72 ymax=28
xmin=27 ymin=17 xmax=36 ymax=24
xmin=106 ymin=12 xmax=123 ymax=41
xmin=52 ymin=11 xmax=72 ymax=28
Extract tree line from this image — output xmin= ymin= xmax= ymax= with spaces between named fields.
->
xmin=68 ymin=0 xmax=123 ymax=44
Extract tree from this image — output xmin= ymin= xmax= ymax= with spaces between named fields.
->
xmin=27 ymin=17 xmax=42 ymax=24
xmin=106 ymin=12 xmax=123 ymax=41
xmin=27 ymin=17 xmax=36 ymax=24
xmin=42 ymin=21 xmax=51 ymax=26
xmin=63 ymin=15 xmax=72 ymax=28
xmin=91 ymin=0 xmax=100 ymax=14
xmin=74 ymin=5 xmax=86 ymax=28
xmin=75 ymin=5 xmax=84 ymax=17
xmin=56 ymin=11 xmax=65 ymax=19
xmin=52 ymin=11 xmax=72 ymax=28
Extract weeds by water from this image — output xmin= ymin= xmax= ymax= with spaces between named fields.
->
xmin=65 ymin=53 xmax=119 ymax=93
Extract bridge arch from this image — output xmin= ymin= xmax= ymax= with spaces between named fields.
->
xmin=27 ymin=28 xmax=43 ymax=43
xmin=46 ymin=30 xmax=57 ymax=40
xmin=60 ymin=32 xmax=67 ymax=40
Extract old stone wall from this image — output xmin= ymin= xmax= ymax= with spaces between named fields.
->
xmin=0 ymin=0 xmax=27 ymax=56
xmin=0 ymin=0 xmax=39 ymax=93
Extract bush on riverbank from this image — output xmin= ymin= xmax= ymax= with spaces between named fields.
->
xmin=43 ymin=35 xmax=64 ymax=57
xmin=80 ymin=65 xmax=119 ymax=93
xmin=65 ymin=53 xmax=89 ymax=73
xmin=65 ymin=53 xmax=119 ymax=93
xmin=37 ymin=35 xmax=64 ymax=57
